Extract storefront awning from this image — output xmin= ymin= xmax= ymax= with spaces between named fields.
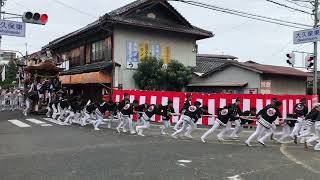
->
xmin=60 ymin=71 xmax=112 ymax=84
xmin=188 ymin=82 xmax=248 ymax=87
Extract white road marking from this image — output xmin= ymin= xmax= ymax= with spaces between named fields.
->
xmin=8 ymin=120 xmax=31 ymax=128
xmin=26 ymin=118 xmax=46 ymax=125
xmin=177 ymin=160 xmax=192 ymax=163
xmin=42 ymin=118 xmax=68 ymax=126
xmin=177 ymin=163 xmax=187 ymax=167
xmin=228 ymin=175 xmax=243 ymax=180
xmin=280 ymin=144 xmax=320 ymax=174
xmin=41 ymin=124 xmax=53 ymax=127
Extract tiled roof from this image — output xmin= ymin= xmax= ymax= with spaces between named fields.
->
xmin=109 ymin=16 xmax=212 ymax=38
xmin=109 ymin=0 xmax=148 ymax=16
xmin=188 ymin=82 xmax=248 ymax=87
xmin=45 ymin=0 xmax=213 ymax=49
xmin=195 ymin=54 xmax=238 ymax=74
xmin=195 ymin=54 xmax=311 ymax=77
xmin=60 ymin=61 xmax=120 ymax=75
xmin=242 ymin=61 xmax=311 ymax=77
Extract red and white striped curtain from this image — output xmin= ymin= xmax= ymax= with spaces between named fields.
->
xmin=111 ymin=89 xmax=314 ymax=125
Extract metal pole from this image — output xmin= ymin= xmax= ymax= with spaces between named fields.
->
xmin=314 ymin=0 xmax=319 ymax=95
xmin=0 ymin=0 xmax=2 ymax=52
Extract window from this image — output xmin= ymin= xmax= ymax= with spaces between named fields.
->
xmin=68 ymin=48 xmax=80 ymax=67
xmin=91 ymin=40 xmax=105 ymax=62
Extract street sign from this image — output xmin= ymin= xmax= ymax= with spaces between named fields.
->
xmin=293 ymin=27 xmax=320 ymax=44
xmin=0 ymin=20 xmax=26 ymax=37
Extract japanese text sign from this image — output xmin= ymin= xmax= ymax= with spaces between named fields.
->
xmin=0 ymin=20 xmax=26 ymax=37
xmin=294 ymin=27 xmax=320 ymax=44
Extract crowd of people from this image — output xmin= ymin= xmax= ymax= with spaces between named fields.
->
xmin=5 ymin=87 xmax=320 ymax=151
xmin=0 ymin=89 xmax=24 ymax=111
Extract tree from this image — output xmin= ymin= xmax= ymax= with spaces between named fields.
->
xmin=133 ymin=57 xmax=165 ymax=90
xmin=133 ymin=58 xmax=192 ymax=91
xmin=164 ymin=60 xmax=193 ymax=91
xmin=0 ymin=60 xmax=18 ymax=89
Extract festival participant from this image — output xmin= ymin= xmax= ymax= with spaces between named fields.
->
xmin=106 ymin=97 xmax=117 ymax=129
xmin=245 ymin=100 xmax=282 ymax=146
xmin=171 ymin=101 xmax=202 ymax=139
xmin=117 ymin=100 xmax=139 ymax=134
xmin=159 ymin=100 xmax=177 ymax=135
xmin=93 ymin=101 xmax=109 ymax=131
xmin=116 ymin=93 xmax=130 ymax=132
xmin=305 ymin=103 xmax=320 ymax=150
xmin=134 ymin=103 xmax=148 ymax=128
xmin=273 ymin=114 xmax=296 ymax=144
xmin=290 ymin=98 xmax=309 ymax=143
xmin=201 ymin=105 xmax=231 ymax=143
xmin=135 ymin=104 xmax=158 ymax=136
xmin=229 ymin=98 xmax=243 ymax=138
xmin=295 ymin=103 xmax=319 ymax=144
xmin=174 ymin=93 xmax=191 ymax=131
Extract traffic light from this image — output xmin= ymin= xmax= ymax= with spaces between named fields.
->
xmin=305 ymin=54 xmax=314 ymax=69
xmin=286 ymin=53 xmax=295 ymax=67
xmin=22 ymin=12 xmax=48 ymax=25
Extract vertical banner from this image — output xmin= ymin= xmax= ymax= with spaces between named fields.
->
xmin=138 ymin=42 xmax=149 ymax=61
xmin=126 ymin=41 xmax=138 ymax=69
xmin=150 ymin=43 xmax=161 ymax=60
xmin=161 ymin=45 xmax=171 ymax=64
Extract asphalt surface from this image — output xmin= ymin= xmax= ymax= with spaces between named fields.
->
xmin=0 ymin=111 xmax=319 ymax=180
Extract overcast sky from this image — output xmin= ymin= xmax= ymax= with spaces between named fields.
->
xmin=1 ymin=0 xmax=315 ymax=67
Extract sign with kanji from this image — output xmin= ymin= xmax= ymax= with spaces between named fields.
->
xmin=293 ymin=27 xmax=320 ymax=44
xmin=126 ymin=41 xmax=139 ymax=69
xmin=0 ymin=20 xmax=25 ymax=37
xmin=261 ymin=80 xmax=272 ymax=94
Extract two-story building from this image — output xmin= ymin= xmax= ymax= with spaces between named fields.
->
xmin=43 ymin=0 xmax=213 ymax=101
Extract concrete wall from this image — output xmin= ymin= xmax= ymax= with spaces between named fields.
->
xmin=113 ymin=26 xmax=197 ymax=89
xmin=264 ymin=74 xmax=307 ymax=95
xmin=191 ymin=65 xmax=261 ymax=93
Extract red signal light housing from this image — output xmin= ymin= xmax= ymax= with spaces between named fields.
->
xmin=40 ymin=14 xmax=48 ymax=23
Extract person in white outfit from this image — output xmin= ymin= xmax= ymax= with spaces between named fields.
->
xmin=174 ymin=93 xmax=191 ymax=131
xmin=117 ymin=100 xmax=139 ymax=134
xmin=305 ymin=104 xmax=320 ymax=150
xmin=136 ymin=104 xmax=158 ymax=136
xmin=229 ymin=98 xmax=243 ymax=139
xmin=201 ymin=105 xmax=231 ymax=143
xmin=245 ymin=100 xmax=282 ymax=146
xmin=171 ymin=101 xmax=202 ymax=139
xmin=290 ymin=98 xmax=309 ymax=144
xmin=159 ymin=100 xmax=177 ymax=135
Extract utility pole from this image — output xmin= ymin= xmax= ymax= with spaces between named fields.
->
xmin=314 ymin=0 xmax=319 ymax=95
xmin=0 ymin=0 xmax=2 ymax=51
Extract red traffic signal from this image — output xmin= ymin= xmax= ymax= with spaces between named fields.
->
xmin=40 ymin=14 xmax=48 ymax=24
xmin=305 ymin=54 xmax=314 ymax=69
xmin=286 ymin=53 xmax=295 ymax=67
xmin=22 ymin=12 xmax=48 ymax=25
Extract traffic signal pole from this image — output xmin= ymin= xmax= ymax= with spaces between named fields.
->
xmin=314 ymin=0 xmax=319 ymax=95
xmin=0 ymin=0 xmax=2 ymax=51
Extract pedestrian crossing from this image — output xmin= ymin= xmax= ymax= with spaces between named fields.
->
xmin=7 ymin=117 xmax=68 ymax=128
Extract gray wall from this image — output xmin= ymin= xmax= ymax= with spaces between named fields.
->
xmin=191 ymin=65 xmax=261 ymax=92
xmin=113 ymin=26 xmax=197 ymax=89
xmin=263 ymin=74 xmax=307 ymax=95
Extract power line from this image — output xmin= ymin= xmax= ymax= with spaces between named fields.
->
xmin=265 ymin=0 xmax=312 ymax=14
xmin=171 ymin=0 xmax=312 ymax=28
xmin=284 ymin=0 xmax=312 ymax=9
xmin=49 ymin=0 xmax=98 ymax=19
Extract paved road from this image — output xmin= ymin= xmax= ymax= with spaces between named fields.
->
xmin=0 ymin=111 xmax=319 ymax=180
